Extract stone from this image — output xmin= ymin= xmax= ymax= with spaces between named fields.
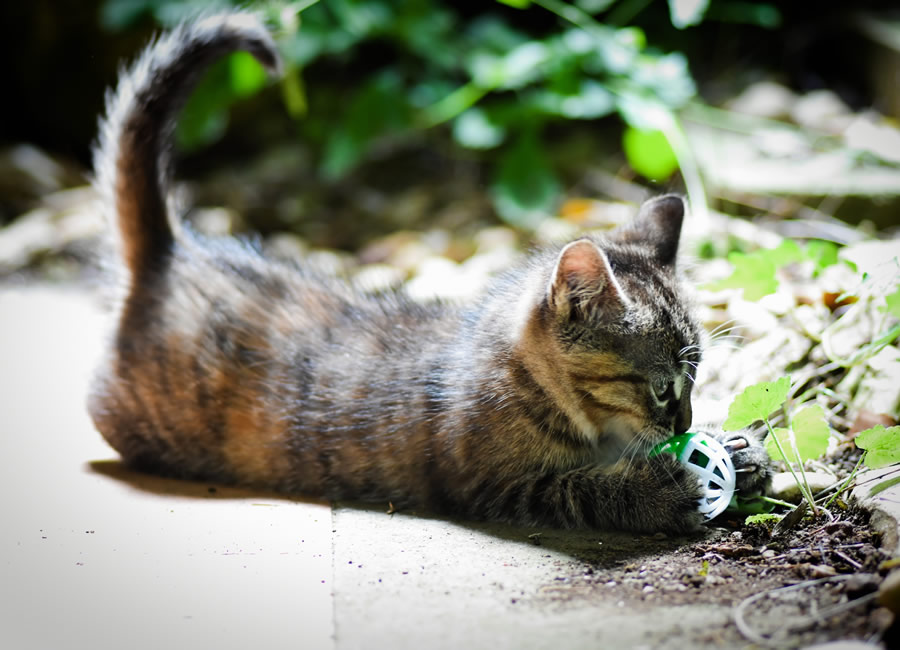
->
xmin=878 ymin=569 xmax=900 ymax=616
xmin=770 ymin=471 xmax=837 ymax=503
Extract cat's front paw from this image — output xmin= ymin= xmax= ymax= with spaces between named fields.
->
xmin=641 ymin=454 xmax=707 ymax=534
xmin=710 ymin=430 xmax=773 ymax=497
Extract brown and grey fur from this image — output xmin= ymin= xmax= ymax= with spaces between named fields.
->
xmin=89 ymin=12 xmax=769 ymax=534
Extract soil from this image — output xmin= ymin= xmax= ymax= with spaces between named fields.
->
xmin=533 ymin=501 xmax=895 ymax=647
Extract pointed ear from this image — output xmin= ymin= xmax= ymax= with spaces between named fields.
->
xmin=548 ymin=239 xmax=628 ymax=321
xmin=624 ymin=194 xmax=685 ymax=267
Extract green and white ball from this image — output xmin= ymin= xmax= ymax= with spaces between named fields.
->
xmin=651 ymin=432 xmax=737 ymax=520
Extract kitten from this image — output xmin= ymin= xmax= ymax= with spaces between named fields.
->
xmin=88 ymin=12 xmax=770 ymax=534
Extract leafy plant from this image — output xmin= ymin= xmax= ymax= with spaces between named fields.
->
xmin=706 ymin=239 xmax=840 ymax=301
xmin=763 ymin=405 xmax=830 ymax=468
xmin=725 ymin=374 xmax=900 ymax=521
xmin=855 ymin=425 xmax=900 ymax=469
xmin=724 ymin=377 xmax=830 ymax=516
xmin=744 ymin=512 xmax=781 ymax=526
xmin=100 ymin=0 xmax=718 ymax=228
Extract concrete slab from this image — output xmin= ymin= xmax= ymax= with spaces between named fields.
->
xmin=0 ymin=287 xmax=334 ymax=650
xmin=331 ymin=505 xmax=732 ymax=649
xmin=854 ymin=465 xmax=900 ymax=557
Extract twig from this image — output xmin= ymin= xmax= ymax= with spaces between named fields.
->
xmin=734 ymin=575 xmax=871 ymax=647
xmin=831 ymin=549 xmax=863 ymax=570
xmin=853 ymin=465 xmax=900 ymax=488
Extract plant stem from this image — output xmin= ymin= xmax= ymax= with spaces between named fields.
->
xmin=764 ymin=417 xmax=818 ymax=516
xmin=789 ymin=429 xmax=819 ymax=516
xmin=759 ymin=495 xmax=796 ymax=509
xmin=661 ymin=114 xmax=709 ymax=229
xmin=824 ymin=455 xmax=865 ymax=509
xmin=295 ymin=0 xmax=322 ymax=12
xmin=420 ymin=82 xmax=490 ymax=128
xmin=532 ymin=0 xmax=605 ymax=35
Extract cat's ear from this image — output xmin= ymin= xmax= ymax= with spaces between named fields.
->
xmin=625 ymin=194 xmax=685 ymax=267
xmin=548 ymin=239 xmax=628 ymax=321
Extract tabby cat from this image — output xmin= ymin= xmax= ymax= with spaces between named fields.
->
xmin=88 ymin=12 xmax=770 ymax=534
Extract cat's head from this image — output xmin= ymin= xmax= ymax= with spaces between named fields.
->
xmin=518 ymin=195 xmax=702 ymax=453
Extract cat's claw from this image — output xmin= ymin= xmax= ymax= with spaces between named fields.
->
xmin=722 ymin=436 xmax=749 ymax=452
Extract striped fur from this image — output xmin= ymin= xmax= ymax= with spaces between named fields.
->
xmin=88 ymin=12 xmax=754 ymax=533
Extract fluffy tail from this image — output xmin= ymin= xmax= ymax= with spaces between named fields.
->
xmin=93 ymin=12 xmax=281 ymax=278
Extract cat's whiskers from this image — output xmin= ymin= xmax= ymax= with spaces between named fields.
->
xmin=707 ymin=319 xmax=739 ymax=339
xmin=678 ymin=343 xmax=703 ymax=357
xmin=709 ymin=334 xmax=744 ymax=344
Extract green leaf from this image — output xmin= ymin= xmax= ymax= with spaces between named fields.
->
xmin=576 ymin=0 xmax=615 ymax=11
xmin=856 ymin=425 xmax=900 ymax=469
xmin=767 ymin=239 xmax=805 ymax=267
xmin=669 ymin=0 xmax=710 ymax=29
xmin=281 ymin=66 xmax=308 ymax=118
xmin=229 ymin=52 xmax=268 ymax=97
xmin=490 ymin=129 xmax=560 ymax=229
xmin=884 ymin=285 xmax=900 ymax=319
xmin=706 ymin=240 xmax=804 ymax=301
xmin=453 ymin=108 xmax=506 ymax=149
xmin=723 ymin=376 xmax=791 ymax=431
xmin=622 ymin=127 xmax=678 ymax=181
xmin=529 ymin=81 xmax=616 ymax=120
xmin=616 ymin=93 xmax=674 ymax=132
xmin=745 ymin=513 xmax=781 ymax=526
xmin=787 ymin=405 xmax=831 ymax=462
xmin=705 ymin=2 xmax=781 ymax=28
xmin=869 ymin=475 xmax=900 ymax=497
xmin=805 ymin=240 xmax=839 ymax=275
xmin=175 ymin=57 xmax=234 ymax=151
xmin=321 ymin=72 xmax=410 ymax=178
xmin=100 ymin=0 xmax=154 ymax=30
xmin=495 ymin=0 xmax=532 ymax=8
xmin=764 ymin=427 xmax=793 ymax=463
xmin=710 ymin=252 xmax=776 ymax=300
xmin=467 ymin=41 xmax=549 ymax=90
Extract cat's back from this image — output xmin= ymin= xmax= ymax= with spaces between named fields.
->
xmin=91 ymin=226 xmax=459 ymax=489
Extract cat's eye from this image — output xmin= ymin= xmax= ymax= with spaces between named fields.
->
xmin=651 ymin=378 xmax=674 ymax=403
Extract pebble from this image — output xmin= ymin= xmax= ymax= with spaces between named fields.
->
xmin=352 ymin=264 xmax=406 ymax=293
xmin=806 ymin=564 xmax=838 ymax=579
xmin=770 ymin=471 xmax=837 ymax=503
xmin=790 ymin=89 xmax=853 ymax=133
xmin=264 ymin=232 xmax=308 ymax=260
xmin=877 ymin=569 xmax=900 ymax=616
xmin=726 ymin=81 xmax=796 ymax=120
xmin=190 ymin=206 xmax=243 ymax=235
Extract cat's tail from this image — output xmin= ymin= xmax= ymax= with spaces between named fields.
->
xmin=93 ymin=12 xmax=281 ymax=278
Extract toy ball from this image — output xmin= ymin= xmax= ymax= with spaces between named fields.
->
xmin=650 ymin=432 xmax=736 ymax=521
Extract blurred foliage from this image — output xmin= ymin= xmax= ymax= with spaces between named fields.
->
xmin=99 ymin=0 xmax=782 ymax=227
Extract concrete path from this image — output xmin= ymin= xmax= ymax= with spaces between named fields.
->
xmin=0 ymin=287 xmax=333 ymax=650
xmin=1 ymin=285 xmax=896 ymax=649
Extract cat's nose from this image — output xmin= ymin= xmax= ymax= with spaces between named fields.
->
xmin=673 ymin=398 xmax=692 ymax=435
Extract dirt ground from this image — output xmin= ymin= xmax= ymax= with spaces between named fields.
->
xmin=529 ymin=502 xmax=893 ymax=647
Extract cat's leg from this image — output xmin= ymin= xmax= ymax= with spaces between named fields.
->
xmin=467 ymin=454 xmax=706 ymax=533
